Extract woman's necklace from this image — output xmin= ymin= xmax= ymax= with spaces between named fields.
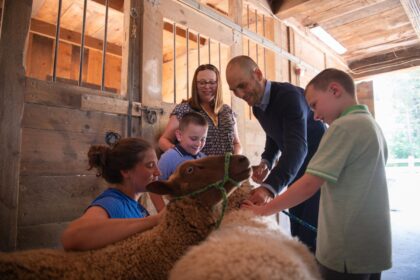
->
xmin=201 ymin=104 xmax=218 ymax=127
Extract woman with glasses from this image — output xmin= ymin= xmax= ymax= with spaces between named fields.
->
xmin=159 ymin=64 xmax=242 ymax=156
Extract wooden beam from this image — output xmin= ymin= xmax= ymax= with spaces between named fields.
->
xmin=29 ymin=18 xmax=122 ymax=57
xmin=401 ymin=0 xmax=420 ymax=40
xmin=0 ymin=0 xmax=32 ymax=252
xmin=139 ymin=0 xmax=163 ymax=142
xmin=349 ymin=44 xmax=420 ymax=79
xmin=159 ymin=0 xmax=234 ymax=46
xmin=276 ymin=0 xmax=311 ymax=19
xmin=91 ymin=0 xmax=124 ymax=12
xmin=321 ymin=0 xmax=401 ymax=30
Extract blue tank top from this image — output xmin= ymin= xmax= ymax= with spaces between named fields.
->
xmin=88 ymin=188 xmax=149 ymax=218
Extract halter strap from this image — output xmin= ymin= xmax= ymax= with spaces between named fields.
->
xmin=172 ymin=153 xmax=239 ymax=228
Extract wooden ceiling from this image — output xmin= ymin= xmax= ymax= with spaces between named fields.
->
xmin=274 ymin=0 xmax=420 ymax=78
xmin=30 ymin=0 xmax=420 ymax=78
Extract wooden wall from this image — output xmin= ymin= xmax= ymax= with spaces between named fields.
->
xmin=18 ymin=79 xmax=141 ymax=249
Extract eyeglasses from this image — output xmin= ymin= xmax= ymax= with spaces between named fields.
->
xmin=197 ymin=80 xmax=218 ymax=87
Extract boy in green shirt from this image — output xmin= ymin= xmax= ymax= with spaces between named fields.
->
xmin=243 ymin=68 xmax=391 ymax=279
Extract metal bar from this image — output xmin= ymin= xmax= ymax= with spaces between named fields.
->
xmin=263 ymin=14 xmax=266 ymax=76
xmin=178 ymin=0 xmax=320 ymax=74
xmin=186 ymin=27 xmax=190 ymax=99
xmin=218 ymin=42 xmax=221 ymax=73
xmin=173 ymin=23 xmax=177 ymax=103
xmin=208 ymin=37 xmax=211 ymax=64
xmin=197 ymin=33 xmax=201 ymax=66
xmin=52 ymin=0 xmax=62 ymax=82
xmin=255 ymin=9 xmax=258 ymax=65
xmin=101 ymin=0 xmax=110 ymax=91
xmin=247 ymin=5 xmax=250 ymax=56
xmin=78 ymin=0 xmax=88 ymax=86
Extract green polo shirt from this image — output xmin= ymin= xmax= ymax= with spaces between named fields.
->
xmin=306 ymin=105 xmax=392 ymax=273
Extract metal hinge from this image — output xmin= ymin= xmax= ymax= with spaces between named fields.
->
xmin=146 ymin=0 xmax=160 ymax=7
xmin=134 ymin=105 xmax=164 ymax=125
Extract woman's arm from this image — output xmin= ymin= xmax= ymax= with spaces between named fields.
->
xmin=232 ymin=118 xmax=242 ymax=154
xmin=149 ymin=193 xmax=166 ymax=213
xmin=158 ymin=115 xmax=179 ymax=152
xmin=61 ymin=206 xmax=161 ymax=251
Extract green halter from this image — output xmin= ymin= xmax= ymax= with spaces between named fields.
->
xmin=172 ymin=152 xmax=240 ymax=228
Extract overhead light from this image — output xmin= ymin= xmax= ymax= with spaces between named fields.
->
xmin=309 ymin=25 xmax=347 ymax=55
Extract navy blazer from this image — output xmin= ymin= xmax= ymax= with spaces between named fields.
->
xmin=253 ymin=82 xmax=326 ymax=193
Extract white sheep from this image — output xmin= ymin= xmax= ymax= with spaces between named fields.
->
xmin=170 ymin=206 xmax=321 ymax=280
xmin=0 ymin=154 xmax=251 ymax=279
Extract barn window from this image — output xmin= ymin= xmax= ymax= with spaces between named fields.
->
xmin=162 ymin=20 xmax=230 ymax=106
xmin=26 ymin=0 xmax=123 ymax=94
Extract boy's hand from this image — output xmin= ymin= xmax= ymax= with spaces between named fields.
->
xmin=251 ymin=162 xmax=269 ymax=183
xmin=248 ymin=186 xmax=273 ymax=205
xmin=241 ymin=200 xmax=266 ymax=216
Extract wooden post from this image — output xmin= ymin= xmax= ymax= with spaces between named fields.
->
xmin=139 ymin=0 xmax=163 ymax=143
xmin=0 ymin=0 xmax=32 ymax=251
xmin=229 ymin=0 xmax=246 ymax=154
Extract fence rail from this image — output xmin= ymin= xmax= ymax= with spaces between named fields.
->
xmin=387 ymin=156 xmax=420 ymax=167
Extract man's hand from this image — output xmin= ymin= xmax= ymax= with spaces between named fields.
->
xmin=251 ymin=162 xmax=269 ymax=183
xmin=248 ymin=186 xmax=274 ymax=205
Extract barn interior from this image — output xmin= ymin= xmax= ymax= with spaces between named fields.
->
xmin=0 ymin=0 xmax=419 ymax=278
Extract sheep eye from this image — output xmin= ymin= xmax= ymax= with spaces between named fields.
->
xmin=186 ymin=166 xmax=194 ymax=174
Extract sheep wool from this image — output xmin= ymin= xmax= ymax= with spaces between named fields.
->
xmin=0 ymin=154 xmax=251 ymax=280
xmin=170 ymin=209 xmax=322 ymax=280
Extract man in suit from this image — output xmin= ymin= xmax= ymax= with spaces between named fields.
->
xmin=226 ymin=55 xmax=326 ymax=252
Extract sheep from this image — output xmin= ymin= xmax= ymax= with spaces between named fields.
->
xmin=0 ymin=153 xmax=251 ymax=280
xmin=170 ymin=201 xmax=321 ymax=280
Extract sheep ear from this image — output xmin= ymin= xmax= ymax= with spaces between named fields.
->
xmin=146 ymin=181 xmax=174 ymax=195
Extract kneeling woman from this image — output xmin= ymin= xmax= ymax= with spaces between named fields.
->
xmin=61 ymin=137 xmax=164 ymax=251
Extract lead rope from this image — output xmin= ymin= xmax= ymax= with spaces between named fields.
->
xmin=172 ymin=153 xmax=239 ymax=229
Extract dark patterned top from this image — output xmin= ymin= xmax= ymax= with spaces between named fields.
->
xmin=171 ymin=102 xmax=236 ymax=156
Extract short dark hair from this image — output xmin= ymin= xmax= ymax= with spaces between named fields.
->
xmin=179 ymin=112 xmax=208 ymax=131
xmin=88 ymin=137 xmax=153 ymax=184
xmin=306 ymin=68 xmax=355 ymax=96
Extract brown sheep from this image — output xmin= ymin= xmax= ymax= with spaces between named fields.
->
xmin=0 ymin=154 xmax=251 ymax=279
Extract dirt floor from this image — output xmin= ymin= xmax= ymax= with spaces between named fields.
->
xmin=383 ymin=167 xmax=420 ymax=280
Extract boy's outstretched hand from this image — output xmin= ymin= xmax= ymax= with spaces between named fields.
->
xmin=241 ymin=200 xmax=266 ymax=216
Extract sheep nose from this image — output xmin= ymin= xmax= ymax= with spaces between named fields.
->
xmin=236 ymin=155 xmax=249 ymax=164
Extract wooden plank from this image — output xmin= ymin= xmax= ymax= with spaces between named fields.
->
xmin=321 ymin=0 xmax=401 ymax=30
xmin=20 ymin=128 xmax=106 ymax=176
xmin=159 ymin=0 xmax=234 ymax=46
xmin=294 ymin=32 xmax=325 ymax=71
xmin=24 ymin=79 xmax=141 ymax=116
xmin=81 ymin=93 xmax=141 ymax=117
xmin=330 ymin=7 xmax=412 ymax=42
xmin=30 ymin=18 xmax=122 ymax=57
xmin=87 ymin=49 xmax=103 ymax=86
xmin=22 ymin=102 xmax=130 ymax=135
xmin=344 ymin=38 xmax=419 ymax=62
xmin=0 ymin=0 xmax=32 ymax=251
xmin=276 ymin=0 xmax=310 ymax=19
xmin=19 ymin=175 xmax=107 ymax=227
xmin=17 ymin=222 xmax=69 ymax=250
xmin=27 ymin=33 xmax=53 ymax=80
xmin=25 ymin=82 xmax=83 ymax=109
xmin=350 ymin=44 xmax=420 ymax=79
xmin=356 ymin=81 xmax=375 ymax=117
xmin=56 ymin=42 xmax=73 ymax=80
xmin=140 ymin=0 xmax=163 ymax=142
